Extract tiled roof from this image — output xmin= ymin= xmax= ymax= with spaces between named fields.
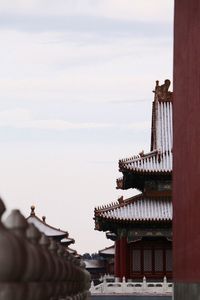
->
xmin=27 ymin=206 xmax=67 ymax=238
xmin=99 ymin=245 xmax=115 ymax=256
xmin=118 ymin=80 xmax=173 ymax=175
xmin=151 ymin=100 xmax=173 ymax=153
xmin=66 ymin=247 xmax=81 ymax=258
xmin=95 ymin=194 xmax=172 ymax=222
xmin=119 ymin=149 xmax=172 ymax=174
xmin=66 ymin=247 xmax=77 ymax=254
xmin=84 ymin=259 xmax=105 ymax=269
xmin=61 ymin=237 xmax=75 ymax=245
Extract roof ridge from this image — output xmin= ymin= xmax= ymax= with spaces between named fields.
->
xmin=99 ymin=245 xmax=115 ymax=252
xmin=97 ymin=196 xmax=172 ymax=223
xmin=119 ymin=149 xmax=172 ymax=166
xmin=119 ymin=150 xmax=158 ymax=164
xmin=94 ymin=200 xmax=119 ymax=214
xmin=27 ymin=208 xmax=68 ymax=235
xmin=95 ymin=194 xmax=144 ymax=215
xmin=119 ymin=151 xmax=172 ymax=174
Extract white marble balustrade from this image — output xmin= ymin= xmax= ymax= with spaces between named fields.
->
xmin=90 ymin=276 xmax=172 ymax=295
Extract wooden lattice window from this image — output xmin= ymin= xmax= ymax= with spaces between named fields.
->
xmin=130 ymin=241 xmax=172 ymax=277
xmin=154 ymin=249 xmax=163 ymax=272
xmin=143 ymin=249 xmax=152 ymax=272
xmin=166 ymin=249 xmax=172 ymax=272
xmin=132 ymin=249 xmax=141 ymax=272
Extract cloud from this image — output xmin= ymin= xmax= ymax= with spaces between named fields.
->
xmin=0 ymin=0 xmax=173 ymax=36
xmin=0 ymin=109 xmax=113 ymax=130
xmin=122 ymin=121 xmax=149 ymax=130
xmin=0 ymin=27 xmax=172 ymax=106
xmin=0 ymin=14 xmax=172 ymax=37
xmin=0 ymin=0 xmax=173 ymax=23
xmin=26 ymin=120 xmax=113 ymax=130
xmin=86 ymin=0 xmax=174 ymax=23
xmin=0 ymin=108 xmax=149 ymax=131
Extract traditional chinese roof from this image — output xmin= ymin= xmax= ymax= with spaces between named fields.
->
xmin=95 ymin=194 xmax=172 ymax=226
xmin=61 ymin=237 xmax=75 ymax=246
xmin=117 ymin=80 xmax=173 ymax=189
xmin=99 ymin=245 xmax=115 ymax=256
xmin=94 ymin=79 xmax=173 ymax=234
xmin=84 ymin=259 xmax=105 ymax=269
xmin=27 ymin=206 xmax=69 ymax=240
xmin=66 ymin=247 xmax=81 ymax=258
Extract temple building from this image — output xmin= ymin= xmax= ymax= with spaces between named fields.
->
xmin=94 ymin=80 xmax=173 ymax=280
xmin=84 ymin=245 xmax=115 ymax=284
xmin=27 ymin=205 xmax=79 ymax=255
xmin=98 ymin=245 xmax=115 ymax=275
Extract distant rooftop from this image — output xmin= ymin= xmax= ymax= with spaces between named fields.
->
xmin=27 ymin=205 xmax=69 ymax=240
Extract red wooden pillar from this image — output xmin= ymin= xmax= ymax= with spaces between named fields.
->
xmin=120 ymin=237 xmax=128 ymax=279
xmin=174 ymin=0 xmax=200 ymax=298
xmin=114 ymin=240 xmax=121 ymax=278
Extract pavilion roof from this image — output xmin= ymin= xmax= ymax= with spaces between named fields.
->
xmin=27 ymin=205 xmax=68 ymax=239
xmin=95 ymin=193 xmax=172 ymax=225
xmin=66 ymin=247 xmax=81 ymax=258
xmin=61 ymin=237 xmax=75 ymax=245
xmin=117 ymin=80 xmax=173 ymax=182
xmin=84 ymin=259 xmax=105 ymax=269
xmin=99 ymin=245 xmax=115 ymax=256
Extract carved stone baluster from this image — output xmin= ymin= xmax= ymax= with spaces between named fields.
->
xmin=63 ymin=249 xmax=73 ymax=298
xmin=4 ymin=209 xmax=29 ymax=299
xmin=49 ymin=239 xmax=61 ymax=300
xmin=39 ymin=233 xmax=55 ymax=299
xmin=57 ymin=244 xmax=68 ymax=299
xmin=71 ymin=255 xmax=80 ymax=298
xmin=67 ymin=252 xmax=77 ymax=297
xmin=0 ymin=201 xmax=26 ymax=300
xmin=80 ymin=261 xmax=91 ymax=300
xmin=74 ymin=259 xmax=81 ymax=298
xmin=25 ymin=223 xmax=46 ymax=300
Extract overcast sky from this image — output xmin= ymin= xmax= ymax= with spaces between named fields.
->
xmin=0 ymin=0 xmax=173 ymax=254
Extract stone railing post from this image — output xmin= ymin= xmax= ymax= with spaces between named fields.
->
xmin=0 ymin=198 xmax=91 ymax=300
xmin=39 ymin=233 xmax=55 ymax=299
xmin=0 ymin=204 xmax=27 ymax=300
xmin=142 ymin=276 xmax=147 ymax=293
xmin=26 ymin=223 xmax=46 ymax=300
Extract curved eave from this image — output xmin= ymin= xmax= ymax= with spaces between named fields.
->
xmin=97 ymin=216 xmax=172 ymax=225
xmin=116 ymin=171 xmax=172 ymax=190
xmin=95 ymin=216 xmax=172 ymax=233
xmin=61 ymin=238 xmax=75 ymax=246
xmin=117 ymin=172 xmax=172 ymax=192
xmin=27 ymin=215 xmax=68 ymax=238
xmin=94 ymin=193 xmax=171 ymax=216
xmin=119 ymin=167 xmax=172 ymax=175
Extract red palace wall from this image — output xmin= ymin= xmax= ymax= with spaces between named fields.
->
xmin=173 ymin=0 xmax=200 ymax=282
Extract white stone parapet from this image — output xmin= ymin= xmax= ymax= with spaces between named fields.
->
xmin=90 ymin=276 xmax=172 ymax=295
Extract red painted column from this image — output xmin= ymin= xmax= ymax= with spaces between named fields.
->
xmin=174 ymin=0 xmax=200 ymax=298
xmin=120 ymin=237 xmax=128 ymax=279
xmin=114 ymin=240 xmax=121 ymax=278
